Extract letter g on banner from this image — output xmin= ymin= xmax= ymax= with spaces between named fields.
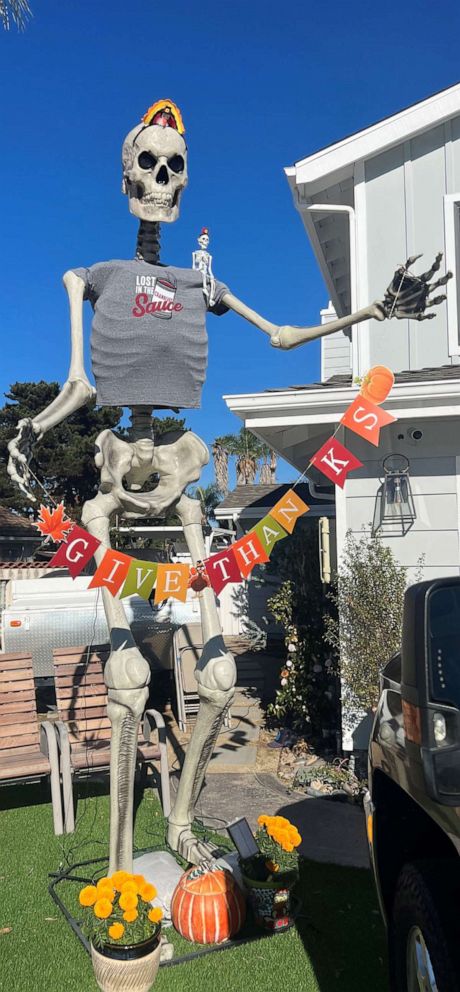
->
xmin=49 ymin=525 xmax=101 ymax=578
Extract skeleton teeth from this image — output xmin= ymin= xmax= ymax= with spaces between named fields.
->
xmin=141 ymin=193 xmax=173 ymax=205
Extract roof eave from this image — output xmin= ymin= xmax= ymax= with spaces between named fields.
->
xmin=284 ymin=82 xmax=460 ymax=189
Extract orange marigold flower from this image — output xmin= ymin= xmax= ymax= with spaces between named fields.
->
xmin=257 ymin=814 xmax=270 ymax=827
xmin=79 ymin=885 xmax=98 ymax=907
xmin=133 ymin=874 xmax=146 ymax=887
xmin=139 ymin=883 xmax=157 ymax=903
xmin=148 ymin=907 xmax=163 ymax=924
xmin=112 ymin=871 xmax=132 ymax=891
xmin=119 ymin=892 xmax=138 ymax=912
xmin=123 ymin=909 xmax=138 ymax=923
xmin=108 ymin=922 xmax=124 ymax=940
xmin=94 ymin=898 xmax=113 ymax=920
xmin=120 ymin=880 xmax=139 ymax=896
xmin=96 ymin=878 xmax=116 ymax=899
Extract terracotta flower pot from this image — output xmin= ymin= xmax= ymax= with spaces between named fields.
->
xmin=241 ymin=871 xmax=298 ymax=932
xmin=90 ymin=929 xmax=161 ymax=992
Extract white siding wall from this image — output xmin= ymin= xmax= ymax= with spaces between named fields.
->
xmin=320 ymin=302 xmax=352 ymax=381
xmin=357 ymin=115 xmax=460 ymax=375
xmin=341 ymin=418 xmax=460 ymax=582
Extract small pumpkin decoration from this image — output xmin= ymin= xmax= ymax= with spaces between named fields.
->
xmin=171 ymin=864 xmax=246 ymax=944
xmin=359 ymin=365 xmax=394 ymax=405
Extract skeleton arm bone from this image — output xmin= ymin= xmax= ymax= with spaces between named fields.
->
xmin=220 ymin=291 xmax=384 ymax=350
xmin=7 ymin=271 xmax=95 ymax=499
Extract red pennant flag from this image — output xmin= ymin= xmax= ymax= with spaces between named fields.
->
xmin=205 ymin=547 xmax=242 ymax=596
xmin=311 ymin=437 xmax=363 ymax=488
xmin=340 ymin=394 xmax=396 ymax=447
xmin=88 ymin=549 xmax=132 ymax=595
xmin=232 ymin=532 xmax=270 ymax=578
xmin=205 ymin=548 xmax=242 ymax=595
xmin=49 ymin=525 xmax=100 ymax=578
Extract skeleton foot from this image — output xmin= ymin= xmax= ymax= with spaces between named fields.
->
xmin=167 ymin=823 xmax=221 ymax=865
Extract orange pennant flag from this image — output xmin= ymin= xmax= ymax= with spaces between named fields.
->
xmin=232 ymin=532 xmax=269 ymax=578
xmin=154 ymin=563 xmax=190 ymax=603
xmin=88 ymin=549 xmax=132 ymax=595
xmin=341 ymin=394 xmax=396 ymax=447
xmin=270 ymin=489 xmax=310 ymax=534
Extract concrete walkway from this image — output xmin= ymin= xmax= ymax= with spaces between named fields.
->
xmin=170 ymin=770 xmax=369 ymax=869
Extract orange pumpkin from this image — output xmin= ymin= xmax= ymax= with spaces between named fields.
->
xmin=171 ymin=865 xmax=246 ymax=944
xmin=359 ymin=365 xmax=394 ymax=405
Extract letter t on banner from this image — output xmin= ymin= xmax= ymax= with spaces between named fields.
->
xmin=340 ymin=395 xmax=396 ymax=447
xmin=311 ymin=437 xmax=363 ymax=488
xmin=49 ymin=525 xmax=100 ymax=578
xmin=205 ymin=548 xmax=242 ymax=596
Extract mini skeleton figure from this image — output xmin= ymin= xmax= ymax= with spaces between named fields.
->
xmin=192 ymin=227 xmax=216 ymax=306
xmin=7 ymin=99 xmax=451 ymax=873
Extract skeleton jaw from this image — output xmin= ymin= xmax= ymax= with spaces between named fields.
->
xmin=128 ymin=186 xmax=182 ymax=222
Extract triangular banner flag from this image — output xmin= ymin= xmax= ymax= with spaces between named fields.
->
xmin=49 ymin=525 xmax=100 ymax=578
xmin=340 ymin=394 xmax=396 ymax=447
xmin=270 ymin=489 xmax=310 ymax=534
xmin=88 ymin=549 xmax=132 ymax=595
xmin=154 ymin=563 xmax=190 ymax=604
xmin=205 ymin=547 xmax=242 ymax=595
xmin=311 ymin=437 xmax=363 ymax=488
xmin=120 ymin=559 xmax=158 ymax=600
xmin=231 ymin=532 xmax=270 ymax=578
xmin=252 ymin=514 xmax=289 ymax=554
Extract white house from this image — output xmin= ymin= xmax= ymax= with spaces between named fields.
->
xmin=225 ymin=82 xmax=460 ymax=587
xmin=224 ymin=82 xmax=460 ymax=747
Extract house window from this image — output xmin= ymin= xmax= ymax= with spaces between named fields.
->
xmin=444 ymin=193 xmax=460 ymax=355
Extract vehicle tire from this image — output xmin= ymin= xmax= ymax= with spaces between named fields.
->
xmin=389 ymin=861 xmax=460 ymax=992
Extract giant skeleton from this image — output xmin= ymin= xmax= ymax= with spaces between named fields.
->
xmin=7 ymin=100 xmax=451 ymax=873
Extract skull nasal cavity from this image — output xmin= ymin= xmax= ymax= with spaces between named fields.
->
xmin=156 ymin=165 xmax=169 ymax=186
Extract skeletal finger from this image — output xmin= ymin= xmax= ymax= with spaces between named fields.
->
xmin=427 ymin=294 xmax=447 ymax=306
xmin=429 ymin=273 xmax=452 ymax=290
xmin=421 ymin=252 xmax=443 ymax=281
xmin=404 ymin=254 xmax=423 ymax=269
xmin=415 ymin=312 xmax=436 ymax=321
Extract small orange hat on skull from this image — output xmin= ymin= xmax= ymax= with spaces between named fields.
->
xmin=142 ymin=99 xmax=185 ymax=135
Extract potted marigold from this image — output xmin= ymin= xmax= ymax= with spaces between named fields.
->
xmin=78 ymin=870 xmax=163 ymax=992
xmin=239 ymin=815 xmax=301 ymax=931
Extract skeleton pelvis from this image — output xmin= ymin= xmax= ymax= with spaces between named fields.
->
xmin=94 ymin=427 xmax=209 ymax=520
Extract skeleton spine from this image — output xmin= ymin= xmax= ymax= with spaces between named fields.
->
xmin=135 ymin=220 xmax=161 ymax=264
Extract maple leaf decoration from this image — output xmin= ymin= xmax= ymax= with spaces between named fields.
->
xmin=34 ymin=503 xmax=74 ymax=543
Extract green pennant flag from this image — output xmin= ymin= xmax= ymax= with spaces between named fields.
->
xmin=252 ymin=514 xmax=289 ymax=555
xmin=119 ymin=559 xmax=158 ymax=600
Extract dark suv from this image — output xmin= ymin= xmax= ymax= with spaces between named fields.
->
xmin=366 ymin=577 xmax=460 ymax=991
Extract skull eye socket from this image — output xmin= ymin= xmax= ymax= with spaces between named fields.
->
xmin=168 ymin=155 xmax=185 ymax=174
xmin=138 ymin=151 xmax=157 ymax=170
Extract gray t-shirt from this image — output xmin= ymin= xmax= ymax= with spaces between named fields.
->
xmin=71 ymin=259 xmax=229 ymax=408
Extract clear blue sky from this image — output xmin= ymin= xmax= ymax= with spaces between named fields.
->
xmin=1 ymin=0 xmax=460 ymax=487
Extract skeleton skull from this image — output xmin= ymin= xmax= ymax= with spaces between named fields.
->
xmin=122 ymin=123 xmax=188 ymax=223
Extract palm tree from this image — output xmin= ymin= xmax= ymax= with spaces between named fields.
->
xmin=212 ymin=429 xmax=277 ymax=488
xmin=212 ymin=437 xmax=230 ymax=496
xmin=1 ymin=0 xmax=31 ymax=29
xmin=189 ymin=483 xmax=222 ymax=527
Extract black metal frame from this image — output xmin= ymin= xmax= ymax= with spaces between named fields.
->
xmin=48 ymin=849 xmax=301 ymax=968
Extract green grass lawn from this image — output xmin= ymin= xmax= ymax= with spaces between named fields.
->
xmin=0 ymin=781 xmax=388 ymax=992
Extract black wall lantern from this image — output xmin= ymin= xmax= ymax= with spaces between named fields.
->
xmin=373 ymin=454 xmax=416 ymax=536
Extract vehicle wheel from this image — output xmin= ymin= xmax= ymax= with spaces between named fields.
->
xmin=390 ymin=861 xmax=460 ymax=992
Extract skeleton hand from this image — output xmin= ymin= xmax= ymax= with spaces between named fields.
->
xmin=377 ymin=253 xmax=453 ymax=322
xmin=7 ymin=418 xmax=42 ymax=501
xmin=7 ymin=377 xmax=95 ymax=502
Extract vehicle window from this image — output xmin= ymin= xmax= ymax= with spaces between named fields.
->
xmin=428 ymin=586 xmax=460 ymax=707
